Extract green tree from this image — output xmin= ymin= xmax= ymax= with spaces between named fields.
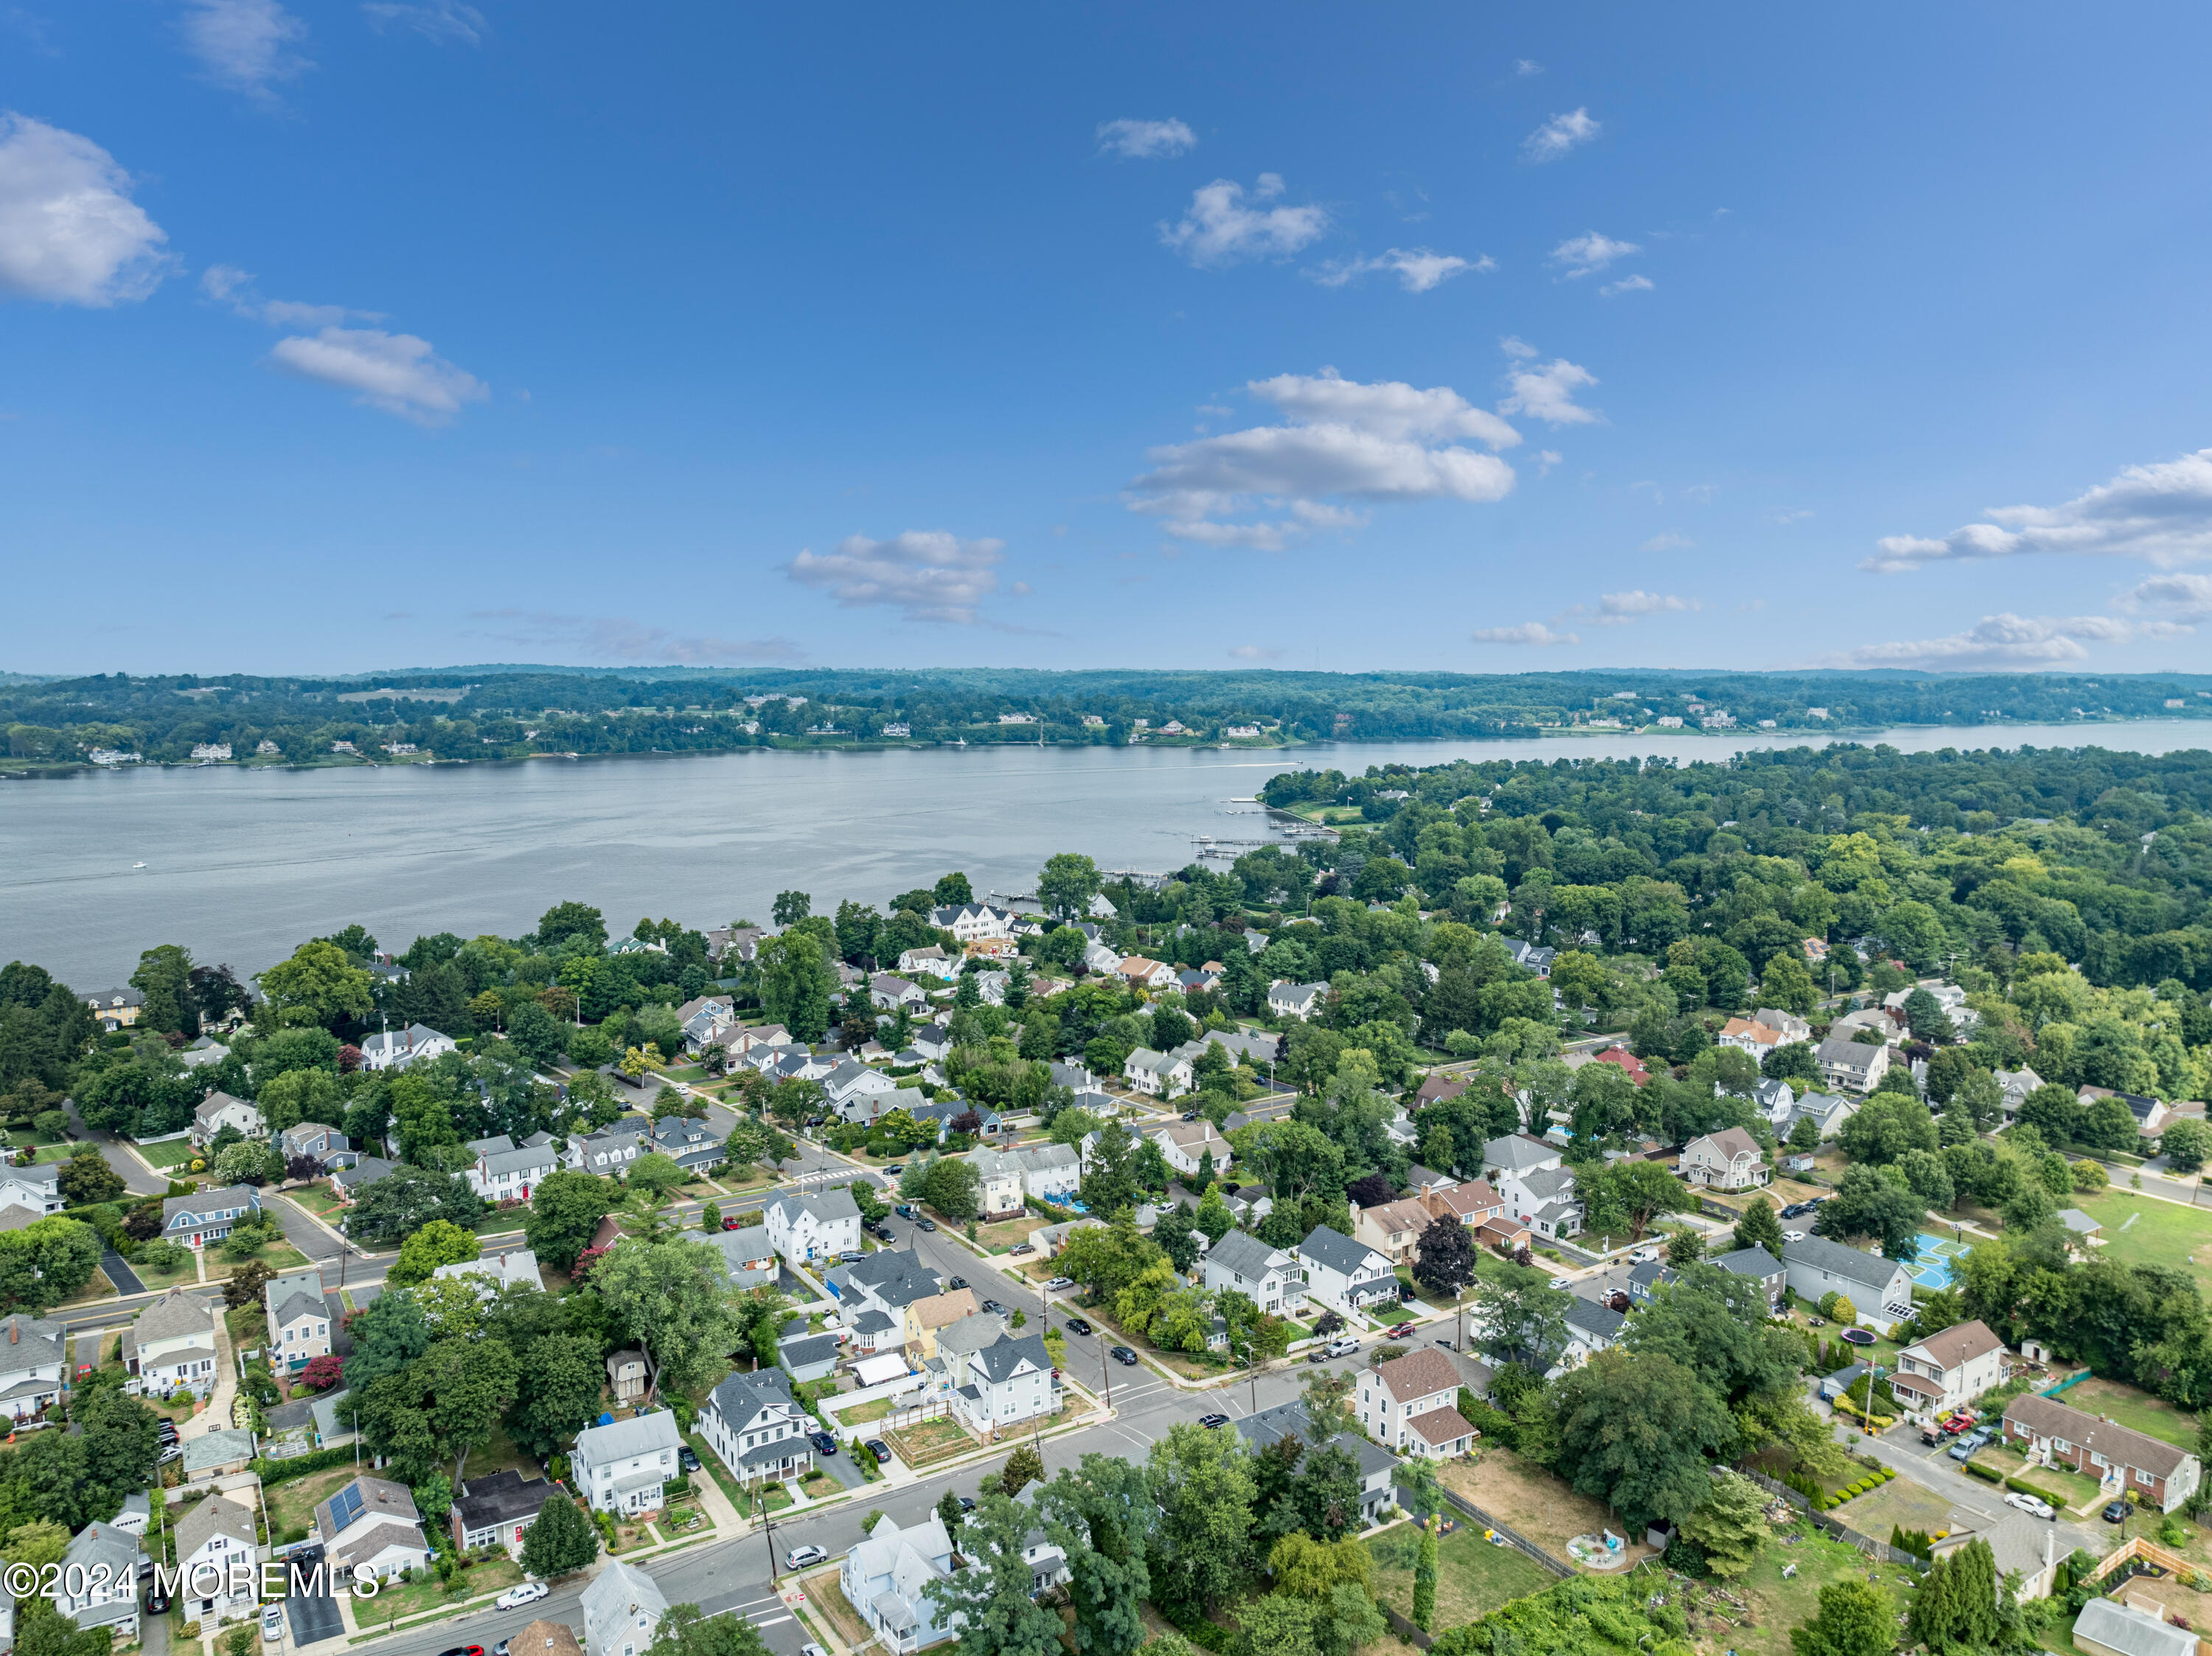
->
xmin=1790 ymin=1579 xmax=1896 ymax=1656
xmin=536 ymin=902 xmax=608 ymax=950
xmin=507 ymin=1334 xmax=607 ymax=1459
xmin=346 ymin=1165 xmax=484 ymax=1246
xmin=1155 ymin=1202 xmax=1201 ymax=1273
xmin=1000 ymin=1441 xmax=1045 ymax=1497
xmin=1680 ymin=1468 xmax=1768 ymax=1577
xmin=923 ymin=1489 xmax=1065 ymax=1656
xmin=386 ymin=1219 xmax=480 ymax=1286
xmin=507 ymin=998 xmax=570 ymax=1069
xmin=1733 ymin=1193 xmax=1785 ymax=1256
xmin=1579 ymin=1161 xmax=1692 ymax=1242
xmin=258 ymin=939 xmax=375 ymax=1029
xmin=924 ymin=1156 xmax=981 ymax=1222
xmin=1838 ymin=1092 xmax=1940 ymax=1166
xmin=1038 ymin=1455 xmax=1155 ymax=1656
xmin=2163 ymin=1118 xmax=2212 ymax=1175
xmin=625 ymin=1151 xmax=687 ymax=1199
xmin=524 ymin=1171 xmax=619 ymax=1271
xmin=1471 ymin=1273 xmax=1573 ymax=1372
xmin=644 ymin=1605 xmax=769 ymax=1656
xmin=1815 ymin=1164 xmax=1924 ymax=1260
xmin=759 ymin=930 xmax=837 ymax=1043
xmin=1147 ymin=1420 xmax=1259 ymax=1615
xmin=1759 ymin=952 xmax=1818 ymax=1016
xmin=588 ymin=1237 xmax=742 ymax=1401
xmin=1554 ymin=1349 xmax=1736 ymax=1529
xmin=1038 ymin=854 xmax=1104 ymax=922
xmin=1908 ymin=1537 xmax=2000 ymax=1655
xmin=1412 ymin=1521 xmax=1439 ymax=1630
xmin=58 ymin=1149 xmax=128 ymax=1206
xmin=0 ymin=1219 xmax=102 ymax=1315
xmin=129 ymin=944 xmax=197 ymax=1037
xmin=1080 ymin=1120 xmax=1138 ymax=1216
xmin=1194 ymin=1186 xmax=1234 ymax=1244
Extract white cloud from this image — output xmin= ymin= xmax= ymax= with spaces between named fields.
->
xmin=1096 ymin=117 xmax=1195 ymax=159
xmin=1865 ymin=448 xmax=2212 ymax=571
xmin=362 ymin=1 xmax=487 ymax=44
xmin=1833 ymin=611 xmax=2189 ymax=669
xmin=201 ymin=263 xmax=381 ymax=328
xmin=1522 ymin=107 xmax=1599 ymax=162
xmin=0 ymin=115 xmax=170 ymax=305
xmin=1129 ymin=368 xmax=1521 ymax=548
xmin=1310 ymin=246 xmax=1492 ymax=292
xmin=181 ymin=0 xmax=310 ymax=98
xmin=1228 ymin=644 xmax=1284 ymax=661
xmin=785 ymin=530 xmax=1005 ymax=625
xmin=1566 ymin=589 xmax=1700 ymax=625
xmin=1515 ymin=58 xmax=1543 ymax=76
xmin=1160 ymin=174 xmax=1329 ymax=268
xmin=1600 ymin=274 xmax=1655 ymax=296
xmin=268 ymin=327 xmax=489 ymax=425
xmin=2118 ymin=571 xmax=2212 ymax=620
xmin=1639 ymin=534 xmax=1693 ymax=552
xmin=467 ymin=610 xmax=801 ymax=664
xmin=1499 ymin=335 xmax=1537 ymax=360
xmin=1535 ymin=449 xmax=1562 ymax=476
xmin=1550 ymin=231 xmax=1639 ymax=278
xmin=1773 ymin=508 xmax=1813 ymax=524
xmin=1681 ymin=483 xmax=1719 ymax=504
xmin=1472 ymin=622 xmax=1579 ymax=645
xmin=1498 ymin=349 xmax=1601 ymax=426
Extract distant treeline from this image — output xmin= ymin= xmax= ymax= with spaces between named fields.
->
xmin=3 ymin=664 xmax=2209 ymax=769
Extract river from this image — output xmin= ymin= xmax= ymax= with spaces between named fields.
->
xmin=4 ymin=720 xmax=2207 ymax=988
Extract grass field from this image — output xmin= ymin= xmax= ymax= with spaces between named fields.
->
xmin=1441 ymin=1448 xmax=1656 ymax=1570
xmin=266 ymin=1464 xmax=353 ymax=1542
xmin=1366 ymin=1522 xmax=1554 ymax=1629
xmin=2073 ymin=1191 xmax=2212 ymax=1296
xmin=884 ymin=1416 xmax=975 ymax=1468
xmin=1969 ymin=1442 xmax=2104 ymax=1512
xmin=2047 ymin=1376 xmax=2197 ymax=1453
xmin=133 ymin=1138 xmax=204 ymax=1170
xmin=1717 ymin=1523 xmax=1917 ymax=1656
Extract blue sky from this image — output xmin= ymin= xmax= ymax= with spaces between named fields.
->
xmin=7 ymin=1 xmax=2212 ymax=676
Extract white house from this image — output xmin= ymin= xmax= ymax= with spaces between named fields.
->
xmin=1780 ymin=1234 xmax=1916 ymax=1335
xmin=1267 ymin=981 xmax=1326 ymax=1021
xmin=173 ymin=1496 xmax=256 ymax=1623
xmin=841 ymin=1513 xmax=957 ymax=1655
xmin=897 ymin=945 xmax=959 ymax=980
xmin=824 ymin=1060 xmax=899 ymax=1113
xmin=1887 ymin=1319 xmax=2007 ymax=1420
xmin=964 ymin=1148 xmax=1026 ymax=1220
xmin=189 ymin=1090 xmax=265 ymax=1147
xmin=1355 ymin=1349 xmax=1475 ymax=1460
xmin=572 ymin=1410 xmax=684 ymax=1517
xmin=1200 ymin=1229 xmax=1305 ymax=1315
xmin=948 ymin=1331 xmax=1056 ymax=1434
xmin=315 ymin=1475 xmax=433 ymax=1584
xmin=357 ymin=1022 xmax=459 ymax=1072
xmin=1295 ymin=1226 xmax=1398 ymax=1318
xmin=0 ymin=1313 xmax=67 ymax=1419
xmin=161 ymin=1186 xmax=262 ymax=1249
xmin=698 ymin=1366 xmax=815 ymax=1488
xmin=1482 ymin=1135 xmax=1584 ymax=1239
xmin=1124 ymin=1048 xmax=1194 ymax=1099
xmin=1816 ymin=1035 xmax=1891 ymax=1094
xmin=431 ymin=1248 xmax=542 ymax=1298
xmin=58 ymin=1521 xmax=144 ymax=1639
xmin=764 ymin=1187 xmax=862 ymax=1265
xmin=1015 ymin=1141 xmax=1083 ymax=1201
xmin=1150 ymin=1119 xmax=1225 ymax=1177
xmin=264 ymin=1267 xmax=331 ymax=1372
xmin=123 ymin=1287 xmax=218 ymax=1396
xmin=930 ymin=903 xmax=1016 ymax=943
xmin=465 ymin=1134 xmax=560 ymax=1201
xmin=582 ymin=1560 xmax=668 ymax=1656
xmin=0 ymin=1163 xmax=61 ymax=1217
xmin=870 ymin=973 xmax=928 ymax=1013
xmin=1679 ymin=1127 xmax=1768 ymax=1190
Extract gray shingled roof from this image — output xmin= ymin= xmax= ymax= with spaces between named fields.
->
xmin=1781 ymin=1233 xmax=1907 ymax=1294
xmin=1298 ymin=1225 xmax=1388 ymax=1278
xmin=1204 ymin=1228 xmax=1285 ymax=1279
xmin=970 ymin=1332 xmax=1051 ymax=1384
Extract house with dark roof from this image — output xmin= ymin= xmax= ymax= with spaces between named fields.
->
xmin=466 ymin=1134 xmax=560 ymax=1201
xmin=1295 ymin=1226 xmax=1398 ymax=1318
xmin=776 ymin=1317 xmax=842 ymax=1384
xmin=1561 ymin=1296 xmax=1627 ymax=1366
xmin=948 ymin=1331 xmax=1055 ymax=1433
xmin=1236 ymin=1399 xmax=1402 ymax=1523
xmin=1816 ymin=1035 xmax=1891 ymax=1094
xmin=172 ymin=1497 xmax=257 ymax=1618
xmin=453 ymin=1469 xmax=560 ymax=1554
xmin=161 ymin=1184 xmax=261 ymax=1248
xmin=1201 ymin=1230 xmax=1306 ymax=1316
xmin=1355 ymin=1349 xmax=1475 ymax=1460
xmin=2003 ymin=1394 xmax=2202 ymax=1511
xmin=331 ymin=1155 xmax=399 ymax=1203
xmin=1780 ymin=1234 xmax=1914 ymax=1334
xmin=700 ymin=1366 xmax=815 ymax=1488
xmin=1709 ymin=1244 xmax=1786 ymax=1308
xmin=58 ymin=1520 xmax=145 ymax=1637
xmin=573 ymin=1410 xmax=684 ymax=1517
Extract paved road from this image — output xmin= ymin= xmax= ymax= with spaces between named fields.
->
xmin=62 ymin=1106 xmax=171 ymax=1197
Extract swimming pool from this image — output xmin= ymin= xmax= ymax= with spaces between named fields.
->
xmin=1908 ymin=1233 xmax=1972 ymax=1290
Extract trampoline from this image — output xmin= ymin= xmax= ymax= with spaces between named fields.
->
xmin=1908 ymin=1233 xmax=1972 ymax=1290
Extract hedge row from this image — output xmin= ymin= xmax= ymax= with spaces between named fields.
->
xmin=1816 ymin=1467 xmax=1898 ymax=1510
xmin=1964 ymin=1460 xmax=2005 ymax=1483
xmin=255 ymin=1445 xmax=358 ymax=1486
xmin=2004 ymin=1474 xmax=2070 ymax=1506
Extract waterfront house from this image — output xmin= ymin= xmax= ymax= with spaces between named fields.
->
xmin=357 ymin=1022 xmax=459 ymax=1072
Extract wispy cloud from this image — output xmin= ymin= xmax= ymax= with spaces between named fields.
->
xmin=181 ymin=0 xmax=311 ymax=100
xmin=1096 ymin=117 xmax=1195 ymax=159
xmin=0 ymin=114 xmax=170 ymax=305
xmin=1600 ymin=274 xmax=1654 ymax=296
xmin=1160 ymin=174 xmax=1329 ymax=268
xmin=1514 ymin=58 xmax=1543 ymax=76
xmin=1497 ymin=341 xmax=1601 ymax=426
xmin=467 ymin=610 xmax=803 ymax=664
xmin=1310 ymin=246 xmax=1492 ymax=293
xmin=269 ymin=328 xmax=488 ymax=425
xmin=201 ymin=264 xmax=381 ymax=328
xmin=1829 ymin=610 xmax=2191 ymax=669
xmin=1472 ymin=622 xmax=1579 ymax=646
xmin=1560 ymin=589 xmax=1700 ymax=625
xmin=785 ymin=530 xmax=1005 ymax=625
xmin=1773 ymin=509 xmax=1813 ymax=524
xmin=1549 ymin=231 xmax=1639 ymax=277
xmin=1638 ymin=534 xmax=1693 ymax=552
xmin=1228 ymin=644 xmax=1284 ymax=661
xmin=1865 ymin=448 xmax=2212 ymax=571
xmin=1522 ymin=107 xmax=1599 ymax=162
xmin=362 ymin=0 xmax=487 ymax=44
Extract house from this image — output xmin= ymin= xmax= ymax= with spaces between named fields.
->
xmin=464 ymin=1133 xmax=560 ymax=1201
xmin=949 ymin=1331 xmax=1057 ymax=1434
xmin=930 ymin=903 xmax=1016 ymax=942
xmin=647 ymin=1116 xmax=723 ymax=1173
xmin=920 ymin=1309 xmax=1007 ymax=1396
xmin=606 ymin=1350 xmax=649 ymax=1404
xmin=2004 ymin=1394 xmax=2202 ymax=1511
xmin=1994 ymin=1067 xmax=2045 ymax=1117
xmin=904 ymin=1290 xmax=981 ymax=1360
xmin=709 ymin=925 xmax=765 ymax=965
xmin=1587 ymin=1046 xmax=1649 ymax=1085
xmin=1296 ymin=1226 xmax=1399 ymax=1317
xmin=573 ymin=1409 xmax=684 ymax=1517
xmin=2081 ymin=1087 xmax=2174 ymax=1138
xmin=1627 ymin=1259 xmax=1678 ymax=1304
xmin=161 ymin=1185 xmax=261 ymax=1248
xmin=1780 ymin=1234 xmax=1915 ymax=1335
xmin=1419 ymin=1179 xmax=1505 ymax=1232
xmin=513 ymin=1623 xmax=584 ymax=1656
xmin=897 ymin=945 xmax=958 ymax=979
xmin=869 ymin=973 xmax=928 ymax=1013
xmin=1415 ymin=1073 xmax=1470 ymax=1108
xmin=582 ymin=1560 xmax=669 ymax=1656
xmin=1268 ymin=981 xmax=1326 ymax=1020
xmin=173 ymin=1497 xmax=255 ymax=1624
xmin=1151 ymin=1119 xmax=1225 ymax=1177
xmin=1888 ymin=1320 xmax=2007 ymax=1419
xmin=2074 ymin=1597 xmax=2197 ymax=1656
xmin=189 ymin=1090 xmax=265 ymax=1146
xmin=1177 ymin=964 xmax=1225 ymax=995
xmin=1783 ymin=1090 xmax=1860 ymax=1142
xmin=1560 ymin=1297 xmax=1627 ymax=1367
xmin=110 ymin=1492 xmax=150 ymax=1538
xmin=1356 ymin=1349 xmax=1475 ymax=1460
xmin=705 ymin=1228 xmax=779 ymax=1291
xmin=0 ymin=1313 xmax=66 ymax=1419
xmin=1082 ymin=939 xmax=1124 ymax=974
xmin=1717 ymin=1017 xmax=1790 ymax=1060
xmin=0 ymin=1163 xmax=60 ymax=1218
xmin=264 ymin=1267 xmax=331 ymax=1371
xmin=700 ymin=1365 xmax=816 ymax=1488
xmin=1198 ymin=1028 xmax=1281 ymax=1068
xmin=182 ymin=1427 xmax=255 ymax=1481
xmin=316 ymin=1477 xmax=431 ymax=1583
xmin=1016 ymin=1141 xmax=1083 ymax=1200
xmin=58 ymin=1520 xmax=144 ymax=1638
xmin=1751 ymin=1077 xmax=1795 ymax=1124
xmin=830 ymin=1250 xmax=946 ymax=1352
xmin=310 ymin=1388 xmax=356 ymax=1450
xmin=566 ymin=1116 xmax=652 ymax=1177
xmin=1110 ymin=956 xmax=1177 ymax=992
xmin=1124 ymin=1047 xmax=1194 ymax=1099
xmin=276 ymin=1121 xmax=351 ymax=1165
xmin=1238 ymin=1400 xmax=1402 ymax=1523
xmin=841 ymin=1512 xmax=957 ymax=1655
xmin=1680 ymin=1128 xmax=1769 ymax=1190
xmin=1483 ymin=1136 xmax=1582 ymax=1239
xmin=357 ymin=1022 xmax=459 ymax=1072
xmin=81 ymin=987 xmax=144 ymax=1029
xmin=1503 ymin=939 xmax=1556 ymax=978
xmin=824 ymin=1059 xmax=899 ymax=1113
xmin=964 ymin=1148 xmax=1026 ymax=1220
xmin=432 ymin=1248 xmax=542 ymax=1298
xmin=1709 ymin=1244 xmax=1787 ymax=1309
xmin=765 ymin=1187 xmax=862 ymax=1266
xmin=331 ymin=1155 xmax=398 ymax=1203
xmin=776 ymin=1318 xmax=842 ymax=1385
xmin=1200 ymin=1230 xmax=1307 ymax=1315
xmin=1816 ymin=1035 xmax=1891 ymax=1094
xmin=123 ymin=1287 xmax=217 ymax=1397
xmin=1352 ymin=1197 xmax=1441 ymax=1267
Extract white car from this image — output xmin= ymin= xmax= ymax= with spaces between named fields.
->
xmin=2005 ymin=1492 xmax=2055 ymax=1519
xmin=262 ymin=1606 xmax=285 ymax=1645
xmin=495 ymin=1582 xmax=549 ymax=1612
xmin=1044 ymin=1276 xmax=1075 ymax=1291
xmin=785 ymin=1544 xmax=829 ymax=1570
xmin=1781 ymin=1230 xmax=1807 ymax=1242
xmin=1627 ymin=1247 xmax=1658 ymax=1264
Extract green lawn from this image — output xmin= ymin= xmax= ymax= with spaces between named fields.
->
xmin=1969 ymin=1443 xmax=2104 ymax=1512
xmin=1366 ymin=1522 xmax=1554 ymax=1629
xmin=132 ymin=1253 xmax=200 ymax=1292
xmin=133 ymin=1138 xmax=204 ymax=1170
xmin=2071 ymin=1191 xmax=2212 ymax=1297
xmin=2059 ymin=1377 xmax=2199 ymax=1453
xmin=1723 ymin=1523 xmax=1917 ymax=1656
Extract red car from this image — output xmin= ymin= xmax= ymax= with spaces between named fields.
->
xmin=1385 ymin=1323 xmax=1416 ymax=1339
xmin=1941 ymin=1413 xmax=1978 ymax=1436
xmin=723 ymin=1217 xmax=745 ymax=1230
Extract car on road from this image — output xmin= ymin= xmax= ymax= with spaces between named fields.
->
xmin=1045 ymin=1276 xmax=1075 ymax=1290
xmin=810 ymin=1430 xmax=838 ymax=1455
xmin=865 ymin=1438 xmax=893 ymax=1463
xmin=679 ymin=1447 xmax=702 ymax=1472
xmin=435 ymin=1646 xmax=484 ymax=1656
xmin=1197 ymin=1413 xmax=1231 ymax=1429
xmin=981 ymin=1299 xmax=1006 ymax=1315
xmin=896 ymin=1203 xmax=919 ymax=1218
xmin=916 ymin=1217 xmax=938 ymax=1231
xmin=1781 ymin=1230 xmax=1807 ymax=1242
xmin=2006 ymin=1492 xmax=2056 ymax=1520
xmin=1307 ymin=1348 xmax=1330 ymax=1363
xmin=495 ymin=1583 xmax=549 ymax=1612
xmin=886 ymin=1166 xmax=906 ymax=1176
xmin=801 ymin=1644 xmax=827 ymax=1656
xmin=263 ymin=1606 xmax=286 ymax=1644
xmin=1627 ymin=1246 xmax=1658 ymax=1264
xmin=2104 ymin=1501 xmax=2131 ymax=1523
xmin=1947 ymin=1430 xmax=1991 ymax=1461
xmin=1324 ymin=1337 xmax=1360 ymax=1357
xmin=1110 ymin=1346 xmax=1138 ymax=1365
xmin=1385 ymin=1323 xmax=1416 ymax=1339
xmin=1064 ymin=1316 xmax=1092 ymax=1335
xmin=957 ymin=1496 xmax=976 ymax=1512
xmin=786 ymin=1544 xmax=829 ymax=1570
xmin=947 ymin=1276 xmax=968 ymax=1290
xmin=1182 ymin=1111 xmax=1200 ymax=1122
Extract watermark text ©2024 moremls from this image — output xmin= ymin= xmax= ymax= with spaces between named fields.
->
xmin=4 ymin=1560 xmax=383 ymax=1602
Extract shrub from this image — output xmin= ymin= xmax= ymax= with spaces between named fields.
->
xmin=1964 ymin=1461 xmax=2004 ymax=1483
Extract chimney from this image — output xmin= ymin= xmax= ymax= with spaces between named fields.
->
xmin=7 ymin=1321 xmax=13 ymax=1345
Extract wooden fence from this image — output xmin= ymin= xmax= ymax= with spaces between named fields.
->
xmin=1734 ymin=1466 xmax=1920 ymax=1569
xmin=1436 ymin=1488 xmax=1572 ymax=1579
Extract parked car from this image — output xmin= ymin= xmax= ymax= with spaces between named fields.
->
xmin=801 ymin=1644 xmax=828 ymax=1656
xmin=1181 ymin=1112 xmax=1200 ymax=1122
xmin=2006 ymin=1492 xmax=2056 ymax=1520
xmin=895 ymin=1203 xmax=919 ymax=1219
xmin=1919 ymin=1426 xmax=1943 ymax=1447
xmin=495 ymin=1583 xmax=549 ymax=1612
xmin=722 ymin=1217 xmax=746 ymax=1231
xmin=144 ymin=1585 xmax=171 ymax=1617
xmin=886 ymin=1166 xmax=906 ymax=1177
xmin=1045 ymin=1276 xmax=1075 ymax=1290
xmin=786 ymin=1544 xmax=829 ymax=1569
xmin=435 ymin=1646 xmax=484 ymax=1656
xmin=1198 ymin=1413 xmax=1231 ymax=1429
xmin=947 ymin=1276 xmax=968 ymax=1290
xmin=1941 ymin=1413 xmax=1978 ymax=1435
xmin=916 ymin=1217 xmax=938 ymax=1232
xmin=1324 ymin=1337 xmax=1360 ymax=1357
xmin=1627 ymin=1246 xmax=1658 ymax=1264
xmin=1009 ymin=1242 xmax=1034 ymax=1255
xmin=837 ymin=1248 xmax=864 ymax=1263
xmin=1433 ymin=1336 xmax=1455 ymax=1349
xmin=2104 ymin=1500 xmax=2132 ymax=1524
xmin=1307 ymin=1349 xmax=1330 ymax=1363
xmin=1947 ymin=1431 xmax=1990 ymax=1461
xmin=865 ymin=1438 xmax=893 ymax=1464
xmin=957 ymin=1496 xmax=976 ymax=1512
xmin=810 ymin=1430 xmax=838 ymax=1455
xmin=1781 ymin=1230 xmax=1807 ymax=1242
xmin=678 ymin=1447 xmax=702 ymax=1472
xmin=1110 ymin=1346 xmax=1138 ymax=1365
xmin=981 ymin=1299 xmax=1006 ymax=1315
xmin=262 ymin=1606 xmax=286 ymax=1644
xmin=1385 ymin=1323 xmax=1416 ymax=1339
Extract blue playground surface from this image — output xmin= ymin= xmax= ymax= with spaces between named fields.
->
xmin=1908 ymin=1233 xmax=1972 ymax=1290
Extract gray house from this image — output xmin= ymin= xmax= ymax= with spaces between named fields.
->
xmin=776 ymin=1318 xmax=841 ymax=1385
xmin=1237 ymin=1399 xmax=1400 ymax=1525
xmin=582 ymin=1559 xmax=667 ymax=1656
xmin=1781 ymin=1234 xmax=1915 ymax=1334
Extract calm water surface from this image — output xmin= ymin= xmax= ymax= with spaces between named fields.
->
xmin=4 ymin=722 xmax=2206 ymax=987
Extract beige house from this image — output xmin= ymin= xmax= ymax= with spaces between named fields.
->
xmin=1355 ymin=1349 xmax=1475 ymax=1461
xmin=902 ymin=1289 xmax=981 ymax=1361
xmin=964 ymin=1149 xmax=1026 ymax=1220
xmin=1817 ymin=1035 xmax=1891 ymax=1094
xmin=123 ymin=1287 xmax=219 ymax=1398
xmin=264 ymin=1267 xmax=331 ymax=1373
xmin=1888 ymin=1319 xmax=2006 ymax=1419
xmin=1352 ymin=1197 xmax=1439 ymax=1267
xmin=1679 ymin=1128 xmax=1768 ymax=1191
xmin=1150 ymin=1119 xmax=1225 ymax=1177
xmin=1419 ymin=1179 xmax=1504 ymax=1231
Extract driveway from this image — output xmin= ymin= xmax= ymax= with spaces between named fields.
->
xmin=1846 ymin=1409 xmax=2107 ymax=1570
xmin=264 ymin=1193 xmax=345 ymax=1263
xmin=284 ymin=1554 xmax=346 ymax=1649
xmin=60 ymin=1106 xmax=170 ymax=1197
xmin=102 ymin=1248 xmax=146 ymax=1295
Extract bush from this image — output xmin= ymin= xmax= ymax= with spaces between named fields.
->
xmin=256 ymin=1446 xmax=359 ymax=1485
xmin=1964 ymin=1461 xmax=2004 ymax=1483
